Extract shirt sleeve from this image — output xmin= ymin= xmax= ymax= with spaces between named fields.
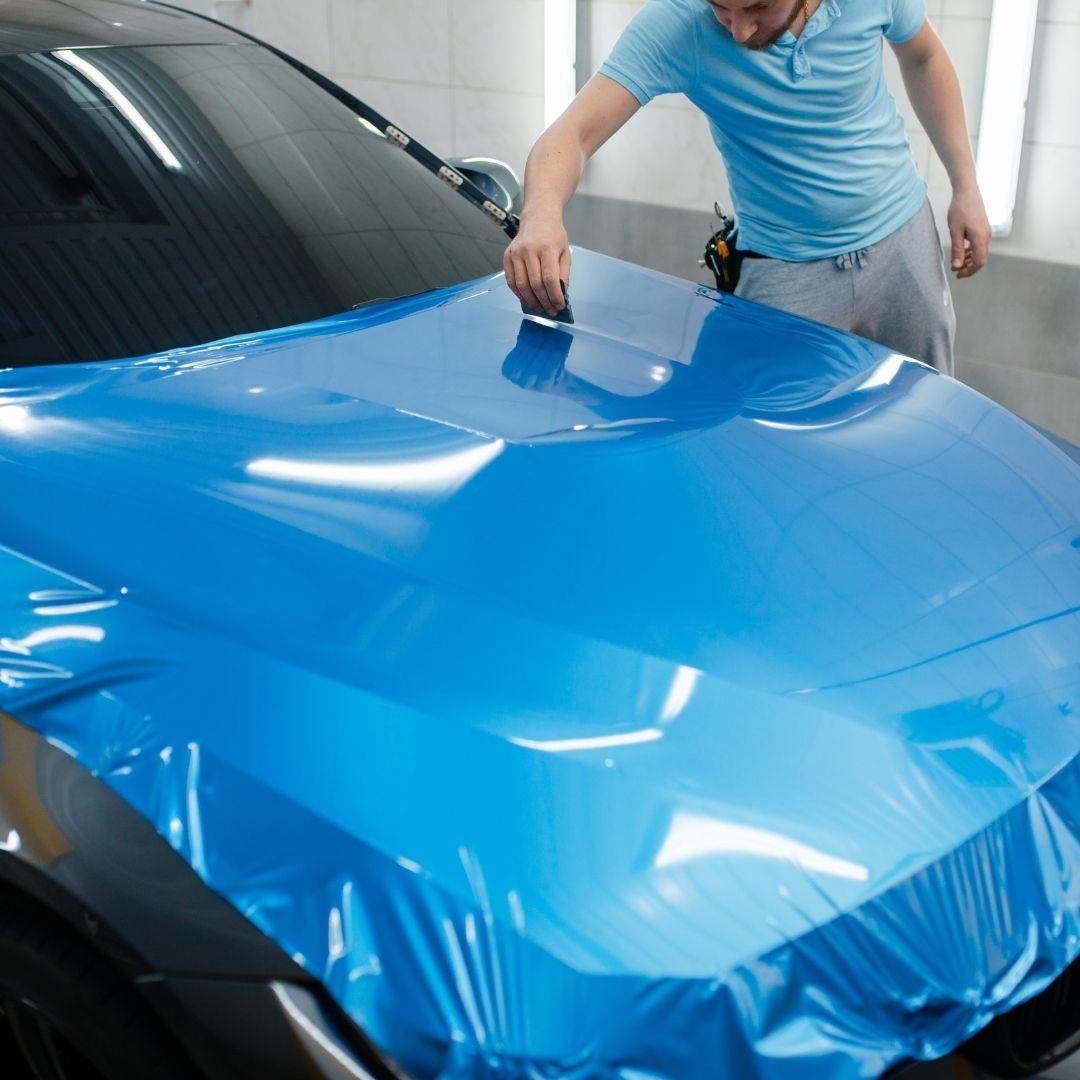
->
xmin=884 ymin=0 xmax=927 ymax=43
xmin=597 ymin=0 xmax=698 ymax=107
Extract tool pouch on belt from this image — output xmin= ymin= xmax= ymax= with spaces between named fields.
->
xmin=703 ymin=203 xmax=743 ymax=294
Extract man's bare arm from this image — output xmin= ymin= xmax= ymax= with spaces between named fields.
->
xmin=504 ymin=75 xmax=641 ymax=315
xmin=891 ymin=20 xmax=991 ymax=279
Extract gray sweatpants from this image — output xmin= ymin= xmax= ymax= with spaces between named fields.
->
xmin=735 ymin=200 xmax=957 ymax=376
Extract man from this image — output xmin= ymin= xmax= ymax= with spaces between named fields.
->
xmin=503 ymin=0 xmax=991 ymax=375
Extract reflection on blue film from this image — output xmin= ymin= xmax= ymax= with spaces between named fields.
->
xmin=2 ymin=248 xmax=1080 ymax=1078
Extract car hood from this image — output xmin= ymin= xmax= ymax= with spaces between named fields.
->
xmin=3 ymin=248 xmax=1080 ymax=1078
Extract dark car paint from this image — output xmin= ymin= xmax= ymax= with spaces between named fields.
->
xmin=0 ymin=710 xmax=400 ymax=1079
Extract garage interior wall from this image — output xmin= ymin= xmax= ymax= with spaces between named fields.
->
xmin=187 ymin=0 xmax=1080 ymax=443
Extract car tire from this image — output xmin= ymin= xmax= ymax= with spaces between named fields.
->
xmin=0 ymin=901 xmax=196 ymax=1080
xmin=961 ymin=958 xmax=1080 ymax=1077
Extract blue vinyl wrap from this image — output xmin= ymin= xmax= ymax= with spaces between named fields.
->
xmin=2 ymin=249 xmax=1080 ymax=1078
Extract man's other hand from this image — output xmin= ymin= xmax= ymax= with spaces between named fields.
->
xmin=948 ymin=185 xmax=991 ymax=279
xmin=504 ymin=215 xmax=572 ymax=316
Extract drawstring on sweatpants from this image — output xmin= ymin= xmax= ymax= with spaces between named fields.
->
xmin=835 ymin=248 xmax=871 ymax=270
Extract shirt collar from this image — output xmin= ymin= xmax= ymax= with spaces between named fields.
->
xmin=772 ymin=0 xmax=841 ymax=80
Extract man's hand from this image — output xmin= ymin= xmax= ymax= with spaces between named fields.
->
xmin=891 ymin=22 xmax=991 ymax=280
xmin=504 ymin=214 xmax=572 ymax=316
xmin=947 ymin=184 xmax=991 ymax=279
xmin=502 ymin=76 xmax=641 ymax=315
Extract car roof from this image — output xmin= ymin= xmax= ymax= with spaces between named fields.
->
xmin=0 ymin=0 xmax=248 ymax=57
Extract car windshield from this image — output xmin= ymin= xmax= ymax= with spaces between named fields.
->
xmin=0 ymin=42 xmax=509 ymax=368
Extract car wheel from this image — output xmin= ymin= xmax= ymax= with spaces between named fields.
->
xmin=0 ymin=902 xmax=195 ymax=1080
xmin=961 ymin=958 xmax=1080 ymax=1077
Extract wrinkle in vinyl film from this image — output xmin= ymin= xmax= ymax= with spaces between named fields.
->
xmin=2 ymin=251 xmax=1080 ymax=1077
xmin=8 ymin=632 xmax=1080 ymax=1078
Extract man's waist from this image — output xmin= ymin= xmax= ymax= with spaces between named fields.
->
xmin=732 ymin=183 xmax=929 ymax=263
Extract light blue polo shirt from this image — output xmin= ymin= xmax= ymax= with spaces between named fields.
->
xmin=598 ymin=0 xmax=928 ymax=260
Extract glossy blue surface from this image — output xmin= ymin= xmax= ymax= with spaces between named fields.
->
xmin=2 ymin=248 xmax=1080 ymax=1078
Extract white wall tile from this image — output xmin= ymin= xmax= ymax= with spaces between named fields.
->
xmin=937 ymin=15 xmax=990 ymax=136
xmin=334 ymin=76 xmax=453 ymax=155
xmin=931 ymin=141 xmax=1080 ymax=267
xmin=588 ymin=1 xmax=645 ymax=70
xmin=1041 ymin=0 xmax=1080 ymax=22
xmin=941 ymin=0 xmax=993 ymax=17
xmin=451 ymin=88 xmax=544 ymax=177
xmin=580 ymin=103 xmax=729 ymax=212
xmin=451 ymin=0 xmax=544 ymax=94
xmin=1005 ymin=142 xmax=1080 ymax=265
xmin=329 ymin=0 xmax=451 ymax=85
xmin=1026 ymin=20 xmax=1080 ymax=147
xmin=245 ymin=0 xmax=332 ymax=70
xmin=173 ymin=0 xmax=216 ymax=15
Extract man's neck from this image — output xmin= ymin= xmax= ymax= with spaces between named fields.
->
xmin=789 ymin=0 xmax=824 ymax=40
